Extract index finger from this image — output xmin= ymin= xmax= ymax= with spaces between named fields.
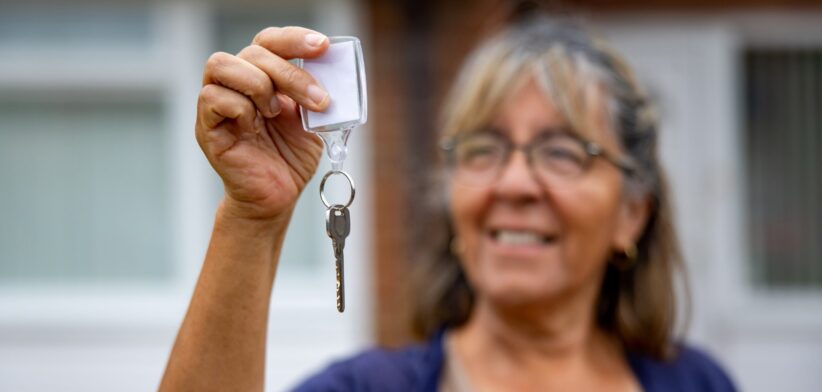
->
xmin=252 ymin=26 xmax=329 ymax=60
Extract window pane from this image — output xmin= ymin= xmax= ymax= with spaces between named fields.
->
xmin=0 ymin=6 xmax=152 ymax=51
xmin=745 ymin=49 xmax=822 ymax=289
xmin=214 ymin=7 xmax=314 ymax=54
xmin=278 ymin=175 xmax=326 ymax=273
xmin=0 ymin=95 xmax=171 ymax=283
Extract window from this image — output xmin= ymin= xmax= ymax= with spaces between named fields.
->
xmin=0 ymin=6 xmax=168 ymax=285
xmin=745 ymin=48 xmax=822 ymax=290
xmin=0 ymin=94 xmax=171 ymax=283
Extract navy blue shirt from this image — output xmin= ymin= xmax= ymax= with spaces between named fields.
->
xmin=292 ymin=330 xmax=737 ymax=391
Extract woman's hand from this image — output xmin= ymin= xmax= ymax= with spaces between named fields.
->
xmin=161 ymin=27 xmax=332 ymax=391
xmin=196 ymin=26 xmax=331 ymax=221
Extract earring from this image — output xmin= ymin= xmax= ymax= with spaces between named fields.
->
xmin=450 ymin=236 xmax=465 ymax=256
xmin=612 ymin=243 xmax=638 ymax=270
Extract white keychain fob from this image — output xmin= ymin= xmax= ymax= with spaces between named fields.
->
xmin=298 ymin=36 xmax=367 ymax=170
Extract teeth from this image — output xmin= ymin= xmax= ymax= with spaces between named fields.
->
xmin=495 ymin=230 xmax=545 ymax=245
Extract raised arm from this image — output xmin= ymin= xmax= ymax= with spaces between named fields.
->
xmin=159 ymin=27 xmax=331 ymax=392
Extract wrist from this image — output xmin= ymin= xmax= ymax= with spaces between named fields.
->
xmin=216 ymin=197 xmax=293 ymax=238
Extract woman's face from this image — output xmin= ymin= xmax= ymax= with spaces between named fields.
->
xmin=449 ymin=79 xmax=647 ymax=309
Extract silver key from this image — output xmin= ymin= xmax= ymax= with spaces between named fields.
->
xmin=326 ymin=204 xmax=350 ymax=313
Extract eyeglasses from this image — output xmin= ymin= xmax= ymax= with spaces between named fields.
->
xmin=440 ymin=129 xmax=635 ymax=187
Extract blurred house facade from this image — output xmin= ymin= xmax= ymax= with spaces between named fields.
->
xmin=0 ymin=0 xmax=820 ymax=391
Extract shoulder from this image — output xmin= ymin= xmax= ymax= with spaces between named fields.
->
xmin=629 ymin=343 xmax=738 ymax=392
xmin=289 ymin=334 xmax=445 ymax=392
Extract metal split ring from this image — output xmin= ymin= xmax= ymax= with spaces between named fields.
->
xmin=319 ymin=170 xmax=356 ymax=209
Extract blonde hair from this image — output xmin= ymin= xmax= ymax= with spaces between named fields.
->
xmin=411 ymin=15 xmax=685 ymax=360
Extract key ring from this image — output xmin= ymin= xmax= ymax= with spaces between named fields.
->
xmin=319 ymin=170 xmax=356 ymax=209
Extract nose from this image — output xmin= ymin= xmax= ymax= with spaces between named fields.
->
xmin=492 ymin=150 xmax=542 ymax=202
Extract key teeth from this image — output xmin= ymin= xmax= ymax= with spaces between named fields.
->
xmin=336 ymin=270 xmax=345 ymax=313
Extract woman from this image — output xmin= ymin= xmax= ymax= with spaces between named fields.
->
xmin=160 ymin=13 xmax=737 ymax=392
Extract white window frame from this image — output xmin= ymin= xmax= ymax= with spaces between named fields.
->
xmin=722 ymin=11 xmax=822 ymax=332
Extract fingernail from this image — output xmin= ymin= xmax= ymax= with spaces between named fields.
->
xmin=269 ymin=96 xmax=281 ymax=116
xmin=305 ymin=33 xmax=327 ymax=48
xmin=307 ymin=84 xmax=329 ymax=107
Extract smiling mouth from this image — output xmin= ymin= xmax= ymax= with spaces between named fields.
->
xmin=490 ymin=229 xmax=557 ymax=245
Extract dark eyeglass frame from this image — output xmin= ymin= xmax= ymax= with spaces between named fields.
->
xmin=439 ymin=129 xmax=636 ymax=179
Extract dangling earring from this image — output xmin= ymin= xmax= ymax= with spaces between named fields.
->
xmin=450 ymin=236 xmax=465 ymax=256
xmin=612 ymin=243 xmax=638 ymax=270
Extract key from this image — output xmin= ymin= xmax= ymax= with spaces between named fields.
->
xmin=326 ymin=204 xmax=351 ymax=313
